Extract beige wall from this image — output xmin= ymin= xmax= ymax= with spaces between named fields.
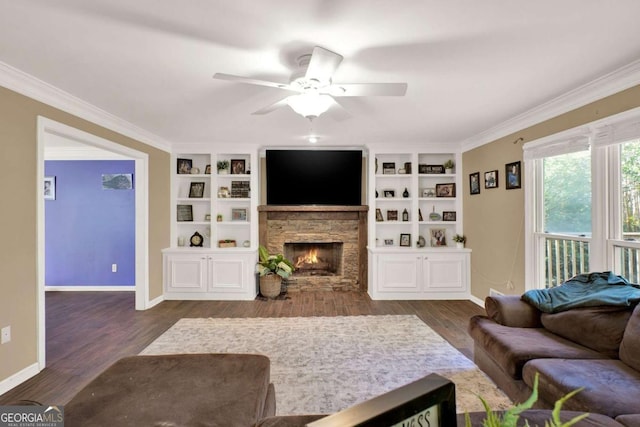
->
xmin=463 ymin=84 xmax=640 ymax=300
xmin=0 ymin=86 xmax=170 ymax=383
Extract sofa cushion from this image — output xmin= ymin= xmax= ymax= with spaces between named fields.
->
xmin=541 ymin=306 xmax=632 ymax=358
xmin=485 ymin=295 xmax=542 ymax=328
xmin=619 ymin=305 xmax=640 ymax=371
xmin=469 ymin=316 xmax=609 ymax=379
xmin=615 ymin=414 xmax=640 ymax=427
xmin=65 ymin=353 xmax=274 ymax=427
xmin=522 ymin=358 xmax=640 ymax=418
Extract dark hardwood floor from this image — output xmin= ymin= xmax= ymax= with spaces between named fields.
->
xmin=0 ymin=291 xmax=485 ymax=406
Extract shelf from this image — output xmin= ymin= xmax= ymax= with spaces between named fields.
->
xmin=376 ymin=198 xmax=412 ymax=202
xmin=418 ymin=173 xmax=456 ymax=178
xmin=217 ymin=198 xmax=251 ymax=202
xmin=376 ymin=221 xmax=413 ymax=225
xmin=176 ymin=174 xmax=211 ymax=179
xmin=176 ymin=221 xmax=210 ymax=225
xmin=418 ymin=197 xmax=457 ymax=202
xmin=419 ymin=221 xmax=457 ymax=225
xmin=375 ymin=174 xmax=412 ymax=179
xmin=177 ymin=198 xmax=211 ymax=202
xmin=217 ymin=174 xmax=251 ymax=179
xmin=216 ymin=221 xmax=250 ymax=226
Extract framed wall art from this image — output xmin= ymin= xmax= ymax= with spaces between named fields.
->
xmin=505 ymin=161 xmax=521 ymax=190
xmin=400 ymin=233 xmax=411 ymax=247
xmin=469 ymin=172 xmax=480 ymax=195
xmin=44 ymin=176 xmax=56 ymax=200
xmin=485 ymin=170 xmax=498 ymax=189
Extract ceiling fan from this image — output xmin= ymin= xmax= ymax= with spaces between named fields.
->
xmin=213 ymin=46 xmax=408 ymax=120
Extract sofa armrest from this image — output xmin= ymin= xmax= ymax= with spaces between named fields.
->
xmin=485 ymin=295 xmax=542 ymax=327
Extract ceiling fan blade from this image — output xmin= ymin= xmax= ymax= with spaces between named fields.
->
xmin=327 ymin=98 xmax=352 ymax=121
xmin=251 ymin=97 xmax=290 ymax=115
xmin=329 ymin=83 xmax=408 ymax=97
xmin=305 ymin=46 xmax=343 ymax=83
xmin=213 ymin=73 xmax=293 ymax=91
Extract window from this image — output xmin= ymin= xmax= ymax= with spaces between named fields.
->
xmin=613 ymin=139 xmax=640 ymax=282
xmin=524 ymin=109 xmax=640 ymax=289
xmin=541 ymin=151 xmax=591 ymax=287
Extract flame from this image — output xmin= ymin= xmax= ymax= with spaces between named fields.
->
xmin=296 ymin=248 xmax=319 ymax=268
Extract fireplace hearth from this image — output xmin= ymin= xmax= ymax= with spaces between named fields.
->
xmin=258 ymin=205 xmax=368 ymax=292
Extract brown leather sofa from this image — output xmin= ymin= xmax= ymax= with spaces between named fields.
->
xmin=469 ymin=294 xmax=640 ymax=426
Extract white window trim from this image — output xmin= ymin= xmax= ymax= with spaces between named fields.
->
xmin=523 ymin=106 xmax=640 ymax=290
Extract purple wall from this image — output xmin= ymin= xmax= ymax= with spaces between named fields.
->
xmin=45 ymin=160 xmax=135 ymax=286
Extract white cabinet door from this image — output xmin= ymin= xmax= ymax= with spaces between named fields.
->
xmin=208 ymin=255 xmax=247 ymax=293
xmin=165 ymin=254 xmax=207 ymax=293
xmin=376 ymin=254 xmax=421 ymax=293
xmin=422 ymin=253 xmax=467 ymax=294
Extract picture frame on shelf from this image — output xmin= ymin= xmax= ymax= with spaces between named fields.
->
xmin=231 ymin=208 xmax=247 ymax=221
xmin=44 ymin=176 xmax=56 ymax=200
xmin=376 ymin=208 xmax=384 ymax=222
xmin=430 ymin=228 xmax=447 ymax=247
xmin=442 ymin=211 xmax=456 ymax=221
xmin=384 ymin=239 xmax=394 ymax=246
xmin=400 ymin=233 xmax=411 ymax=247
xmin=177 ymin=158 xmax=192 ymax=174
xmin=205 ymin=164 xmax=212 ymax=174
xmin=485 ymin=170 xmax=499 ymax=188
xmin=231 ymin=159 xmax=246 ymax=174
xmin=189 ymin=182 xmax=205 ymax=198
xmin=383 ymin=189 xmax=395 ymax=198
xmin=435 ymin=183 xmax=456 ymax=197
xmin=176 ymin=204 xmax=193 ymax=222
xmin=505 ymin=161 xmax=521 ymax=190
xmin=469 ymin=172 xmax=481 ymax=195
xmin=418 ymin=209 xmax=423 ymax=222
xmin=382 ymin=162 xmax=396 ymax=174
xmin=404 ymin=162 xmax=412 ymax=174
xmin=387 ymin=210 xmax=398 ymax=221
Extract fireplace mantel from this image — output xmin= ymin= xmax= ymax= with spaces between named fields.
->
xmin=258 ymin=205 xmax=368 ymax=291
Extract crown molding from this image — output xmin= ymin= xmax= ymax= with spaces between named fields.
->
xmin=0 ymin=61 xmax=173 ymax=152
xmin=462 ymin=59 xmax=640 ymax=152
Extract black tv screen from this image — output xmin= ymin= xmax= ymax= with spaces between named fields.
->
xmin=266 ymin=150 xmax=362 ymax=205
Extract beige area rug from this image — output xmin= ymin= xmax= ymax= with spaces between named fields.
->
xmin=141 ymin=315 xmax=511 ymax=415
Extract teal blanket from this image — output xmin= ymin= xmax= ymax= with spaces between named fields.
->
xmin=522 ymin=272 xmax=640 ymax=313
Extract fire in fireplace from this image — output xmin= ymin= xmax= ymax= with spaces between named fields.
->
xmin=284 ymin=242 xmax=343 ymax=277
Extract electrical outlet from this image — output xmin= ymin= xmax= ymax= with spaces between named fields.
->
xmin=1 ymin=326 xmax=11 ymax=344
xmin=112 ymin=264 xmax=117 ymax=273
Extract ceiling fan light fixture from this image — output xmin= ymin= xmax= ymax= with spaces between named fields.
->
xmin=287 ymin=93 xmax=333 ymax=119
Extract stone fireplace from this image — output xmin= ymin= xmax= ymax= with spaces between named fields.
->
xmin=258 ymin=205 xmax=368 ymax=291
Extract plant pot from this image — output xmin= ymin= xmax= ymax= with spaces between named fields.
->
xmin=259 ymin=275 xmax=282 ymax=298
xmin=456 ymin=242 xmax=464 ymax=249
xmin=218 ymin=169 xmax=228 ymax=175
xmin=445 ymin=168 xmax=454 ymax=174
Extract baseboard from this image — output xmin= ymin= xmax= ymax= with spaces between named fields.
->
xmin=146 ymin=294 xmax=164 ymax=309
xmin=469 ymin=295 xmax=484 ymax=307
xmin=0 ymin=363 xmax=40 ymax=396
xmin=45 ymin=286 xmax=135 ymax=292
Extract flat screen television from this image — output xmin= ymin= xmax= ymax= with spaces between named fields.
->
xmin=266 ymin=149 xmax=363 ymax=206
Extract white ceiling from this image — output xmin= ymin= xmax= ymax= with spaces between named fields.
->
xmin=2 ymin=0 xmax=640 ymax=150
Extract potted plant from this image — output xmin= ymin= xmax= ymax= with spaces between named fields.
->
xmin=453 ymin=234 xmax=466 ymax=248
xmin=464 ymin=373 xmax=587 ymax=427
xmin=217 ymin=160 xmax=229 ymax=174
xmin=443 ymin=159 xmax=455 ymax=174
xmin=256 ymin=245 xmax=295 ymax=298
